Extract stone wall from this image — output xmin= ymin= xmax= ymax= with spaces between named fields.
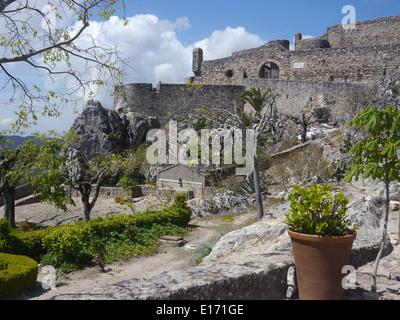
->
xmin=244 ymin=78 xmax=371 ymax=122
xmin=0 ymin=184 xmax=36 ymax=207
xmin=114 ymin=15 xmax=400 ymax=131
xmin=193 ymin=42 xmax=400 ymax=86
xmin=321 ymin=15 xmax=400 ymax=48
xmin=190 ymin=15 xmax=400 ymax=86
xmin=114 ymin=83 xmax=244 ymax=122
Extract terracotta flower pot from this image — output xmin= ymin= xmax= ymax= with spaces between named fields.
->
xmin=288 ymin=228 xmax=357 ymax=300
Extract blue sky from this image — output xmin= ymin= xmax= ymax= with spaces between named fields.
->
xmin=1 ymin=0 xmax=399 ymax=135
xmin=129 ymin=0 xmax=400 ymax=45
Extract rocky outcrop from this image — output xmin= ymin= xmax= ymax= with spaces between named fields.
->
xmin=191 ymin=191 xmax=256 ymax=219
xmin=69 ymin=100 xmax=160 ymax=158
xmin=370 ymin=69 xmax=400 ymax=109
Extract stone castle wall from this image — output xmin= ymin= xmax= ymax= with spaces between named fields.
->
xmin=321 ymin=15 xmax=400 ymax=48
xmin=244 ymin=79 xmax=371 ymax=122
xmin=114 ymin=82 xmax=244 ymax=122
xmin=114 ymin=15 xmax=400 ymax=123
xmin=193 ymin=42 xmax=400 ymax=85
xmin=190 ymin=15 xmax=400 ymax=86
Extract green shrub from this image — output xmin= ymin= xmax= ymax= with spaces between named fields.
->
xmin=0 ymin=253 xmax=38 ymax=298
xmin=119 ymin=176 xmax=137 ymax=189
xmin=285 ymin=184 xmax=357 ymax=236
xmin=1 ymin=194 xmax=192 ymax=273
xmin=0 ymin=227 xmax=52 ymax=262
xmin=0 ymin=218 xmax=10 ymax=238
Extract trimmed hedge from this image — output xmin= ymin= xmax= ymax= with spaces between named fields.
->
xmin=0 ymin=194 xmax=192 ymax=271
xmin=0 ymin=253 xmax=38 ymax=298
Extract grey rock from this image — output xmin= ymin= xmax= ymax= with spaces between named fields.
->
xmin=287 ymin=266 xmax=296 ymax=287
xmin=69 ymin=100 xmax=160 ymax=159
xmin=191 ymin=191 xmax=256 ymax=219
xmin=363 ymin=292 xmax=381 ymax=300
xmin=347 ymin=196 xmax=382 ymax=229
xmin=387 ymin=283 xmax=400 ymax=293
xmin=370 ymin=69 xmax=400 ymax=109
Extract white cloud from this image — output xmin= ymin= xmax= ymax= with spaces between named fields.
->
xmin=2 ymin=13 xmax=267 ymax=134
xmin=195 ymin=27 xmax=264 ymax=60
xmin=66 ymin=14 xmax=266 ymax=107
xmin=0 ymin=118 xmax=13 ymax=126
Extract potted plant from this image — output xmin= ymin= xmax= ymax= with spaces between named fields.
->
xmin=285 ymin=183 xmax=358 ymax=300
xmin=21 ymin=222 xmax=30 ymax=232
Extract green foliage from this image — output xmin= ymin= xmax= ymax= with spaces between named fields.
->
xmin=285 ymin=184 xmax=357 ymax=236
xmin=1 ymin=1 xmax=128 ymax=130
xmin=1 ymin=195 xmax=192 ymax=273
xmin=119 ymin=176 xmax=137 ymax=189
xmin=238 ymin=87 xmax=273 ymax=114
xmin=0 ymin=131 xmax=74 ymax=213
xmin=0 ymin=218 xmax=10 ymax=238
xmin=0 ymin=253 xmax=38 ymax=298
xmin=344 ymin=106 xmax=400 ymax=183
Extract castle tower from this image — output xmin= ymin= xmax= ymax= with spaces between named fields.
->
xmin=192 ymin=47 xmax=203 ymax=76
xmin=295 ymin=32 xmax=302 ymax=50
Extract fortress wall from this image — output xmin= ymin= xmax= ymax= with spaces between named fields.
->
xmin=194 ymin=43 xmax=400 ymax=85
xmin=115 ymin=79 xmax=372 ymax=125
xmin=323 ymin=15 xmax=400 ymax=48
xmin=244 ymin=78 xmax=371 ymax=122
xmin=114 ymin=83 xmax=245 ymax=122
xmin=195 ymin=43 xmax=291 ymax=85
xmin=286 ymin=43 xmax=400 ymax=82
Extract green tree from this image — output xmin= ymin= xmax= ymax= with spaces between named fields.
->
xmin=0 ymin=132 xmax=73 ymax=227
xmin=0 ymin=0 xmax=128 ymax=130
xmin=344 ymin=106 xmax=400 ymax=293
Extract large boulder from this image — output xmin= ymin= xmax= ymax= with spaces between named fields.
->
xmin=191 ymin=191 xmax=256 ymax=219
xmin=70 ymin=100 xmax=125 ymax=158
xmin=69 ymin=100 xmax=160 ymax=158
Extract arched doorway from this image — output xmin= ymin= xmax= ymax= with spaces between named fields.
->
xmin=258 ymin=62 xmax=279 ymax=79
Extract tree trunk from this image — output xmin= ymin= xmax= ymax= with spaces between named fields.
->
xmin=83 ymin=202 xmax=91 ymax=221
xmin=3 ymin=183 xmax=16 ymax=228
xmin=371 ymin=180 xmax=390 ymax=293
xmin=301 ymin=114 xmax=308 ymax=143
xmin=253 ymin=153 xmax=263 ymax=221
xmin=79 ymin=183 xmax=92 ymax=221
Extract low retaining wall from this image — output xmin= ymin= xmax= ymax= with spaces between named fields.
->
xmin=0 ymin=184 xmax=36 ymax=207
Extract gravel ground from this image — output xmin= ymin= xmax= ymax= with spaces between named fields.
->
xmin=13 ymin=196 xmax=164 ymax=227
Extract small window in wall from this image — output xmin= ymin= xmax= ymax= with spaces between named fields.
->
xmin=225 ymin=69 xmax=234 ymax=77
xmin=259 ymin=62 xmax=279 ymax=79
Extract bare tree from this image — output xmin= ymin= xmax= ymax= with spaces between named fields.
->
xmin=0 ymin=0 xmax=129 ymax=130
xmin=286 ymin=111 xmax=314 ymax=144
xmin=63 ymin=150 xmax=126 ymax=221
